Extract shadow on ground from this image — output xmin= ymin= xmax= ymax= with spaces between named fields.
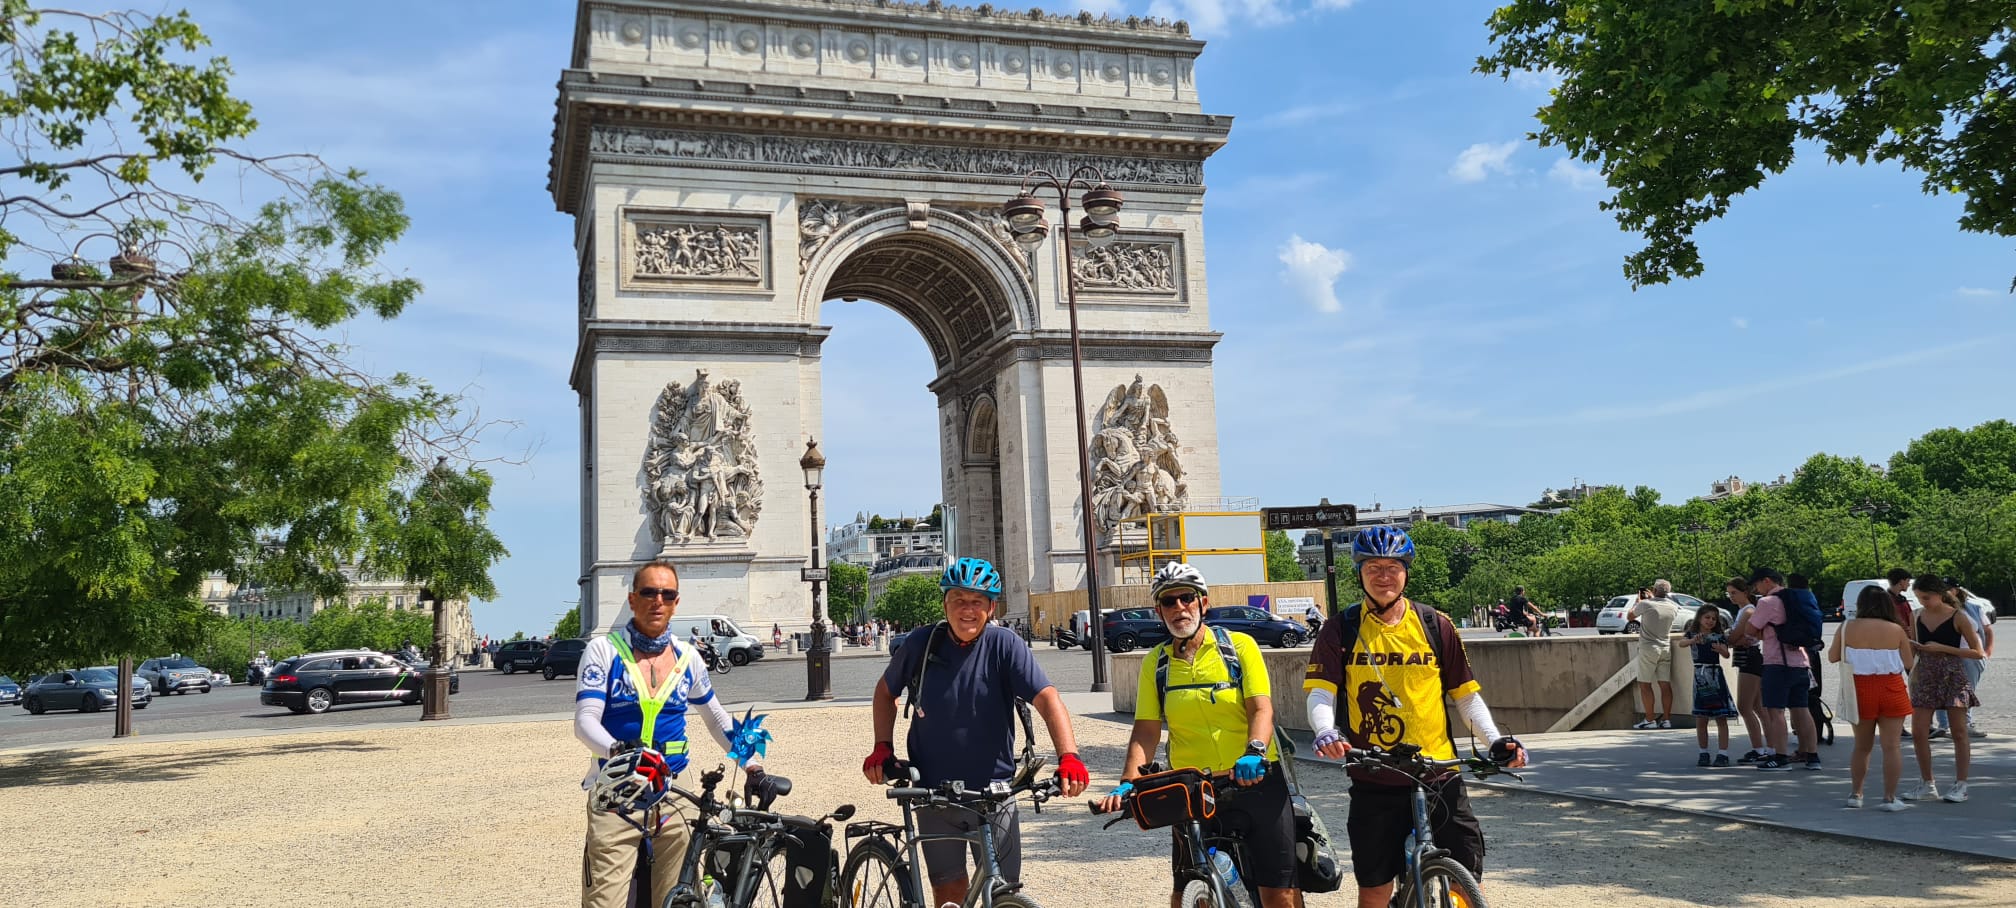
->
xmin=0 ymin=739 xmax=389 ymax=789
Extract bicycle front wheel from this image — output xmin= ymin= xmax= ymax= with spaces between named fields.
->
xmin=1413 ymin=856 xmax=1487 ymax=908
xmin=1174 ymin=880 xmax=1221 ymax=908
xmin=986 ymin=892 xmax=1046 ymax=908
xmin=840 ymin=838 xmax=917 ymax=908
xmin=739 ymin=846 xmax=792 ymax=908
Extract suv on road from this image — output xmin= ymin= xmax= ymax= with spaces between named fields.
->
xmin=1101 ymin=608 xmax=1170 ymax=653
xmin=495 ymin=640 xmax=548 ymax=674
xmin=138 ymin=655 xmax=214 ymax=695
xmin=537 ymin=638 xmax=588 ymax=680
xmin=1203 ymin=606 xmax=1308 ymax=648
xmin=261 ymin=650 xmax=451 ymax=715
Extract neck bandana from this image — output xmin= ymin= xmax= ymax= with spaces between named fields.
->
xmin=626 ymin=620 xmax=674 ymax=655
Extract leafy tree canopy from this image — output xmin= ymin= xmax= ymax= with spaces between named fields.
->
xmin=553 ymin=606 xmax=580 ymax=641
xmin=1479 ymin=1 xmax=2016 ymax=289
xmin=1264 ymin=530 xmax=1303 ymax=583
xmin=828 ymin=561 xmax=869 ymax=623
xmin=872 ymin=573 xmax=945 ymax=629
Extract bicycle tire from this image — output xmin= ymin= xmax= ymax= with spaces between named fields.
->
xmin=985 ymin=892 xmax=1046 ymax=908
xmin=1413 ymin=856 xmax=1487 ymax=908
xmin=1175 ymin=880 xmax=1220 ymax=908
xmin=839 ymin=837 xmax=917 ymax=908
xmin=737 ymin=845 xmax=792 ymax=908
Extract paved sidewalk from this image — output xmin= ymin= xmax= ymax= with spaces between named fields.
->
xmin=1349 ymin=727 xmax=2016 ymax=862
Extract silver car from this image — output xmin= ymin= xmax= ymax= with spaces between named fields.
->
xmin=1595 ymin=593 xmax=1725 ymax=635
xmin=21 ymin=667 xmax=153 ymax=714
xmin=138 ymin=655 xmax=214 ymax=695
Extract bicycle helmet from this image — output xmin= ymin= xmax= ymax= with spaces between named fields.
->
xmin=1149 ymin=561 xmax=1209 ymax=599
xmin=939 ymin=556 xmax=1003 ymax=600
xmin=590 ymin=748 xmax=669 ymax=814
xmin=1350 ymin=525 xmax=1415 ymax=568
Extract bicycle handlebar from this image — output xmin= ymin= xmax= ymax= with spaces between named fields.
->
xmin=1343 ymin=744 xmax=1522 ymax=782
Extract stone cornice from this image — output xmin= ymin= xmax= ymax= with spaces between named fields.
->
xmin=574 ymin=0 xmax=1202 ymax=70
xmin=927 ymin=327 xmax=1221 ymax=394
xmin=548 ymin=76 xmax=1230 ymax=211
xmin=571 ymin=320 xmax=834 ymax=390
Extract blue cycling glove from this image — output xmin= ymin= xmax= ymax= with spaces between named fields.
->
xmin=1233 ymin=753 xmax=1267 ymax=783
xmin=1107 ymin=781 xmax=1135 ymax=800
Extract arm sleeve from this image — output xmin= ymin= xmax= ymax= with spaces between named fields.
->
xmin=575 ymin=695 xmax=618 ymax=757
xmin=1302 ymin=613 xmax=1346 ymax=695
xmin=1452 ymin=689 xmax=1502 ymax=744
xmin=1306 ymin=686 xmax=1337 ymax=734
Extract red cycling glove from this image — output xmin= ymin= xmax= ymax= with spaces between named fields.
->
xmin=864 ymin=741 xmax=896 ymax=777
xmin=1056 ymin=753 xmax=1089 ymax=787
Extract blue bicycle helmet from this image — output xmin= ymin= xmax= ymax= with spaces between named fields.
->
xmin=940 ymin=556 xmax=1004 ymax=600
xmin=1350 ymin=525 xmax=1416 ymax=568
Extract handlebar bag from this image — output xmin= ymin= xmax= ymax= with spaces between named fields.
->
xmin=1132 ymin=767 xmax=1215 ymax=831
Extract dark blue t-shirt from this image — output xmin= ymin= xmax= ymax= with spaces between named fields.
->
xmin=879 ymin=623 xmax=1052 ymax=788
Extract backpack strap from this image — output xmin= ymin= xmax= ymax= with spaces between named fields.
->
xmin=901 ymin=622 xmax=946 ymax=719
xmin=1153 ymin=626 xmax=1248 ymax=715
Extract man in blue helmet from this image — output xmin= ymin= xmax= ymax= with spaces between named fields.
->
xmin=1303 ymin=526 xmax=1528 ymax=908
xmin=862 ymin=556 xmax=1090 ymax=908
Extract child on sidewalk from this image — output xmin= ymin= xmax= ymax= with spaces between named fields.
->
xmin=1682 ymin=607 xmax=1739 ymax=766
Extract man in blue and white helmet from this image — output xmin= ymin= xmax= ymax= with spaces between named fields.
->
xmin=862 ymin=556 xmax=1090 ymax=908
xmin=1303 ymin=526 xmax=1528 ymax=908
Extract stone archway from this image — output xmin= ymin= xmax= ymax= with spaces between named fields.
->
xmin=551 ymin=0 xmax=1232 ymax=634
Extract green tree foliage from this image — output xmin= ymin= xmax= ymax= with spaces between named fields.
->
xmin=553 ymin=606 xmax=580 ymax=641
xmin=301 ymin=600 xmax=432 ymax=654
xmin=828 ymin=561 xmax=869 ymax=623
xmin=1264 ymin=530 xmax=1303 ymax=582
xmin=872 ymin=573 xmax=945 ymax=629
xmin=1478 ymin=2 xmax=2016 ymax=289
xmin=0 ymin=7 xmax=506 ymax=676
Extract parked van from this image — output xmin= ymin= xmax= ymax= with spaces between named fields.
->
xmin=670 ymin=613 xmax=766 ymax=666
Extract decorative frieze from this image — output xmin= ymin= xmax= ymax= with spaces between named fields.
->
xmin=798 ymin=199 xmax=889 ymax=272
xmin=591 ymin=126 xmax=1203 ymax=186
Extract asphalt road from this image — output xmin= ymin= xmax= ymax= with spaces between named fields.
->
xmin=6 ymin=622 xmax=2003 ymax=750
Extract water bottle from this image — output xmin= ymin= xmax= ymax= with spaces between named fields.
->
xmin=1209 ymin=847 xmax=1240 ymax=888
xmin=703 ymin=876 xmax=728 ymax=908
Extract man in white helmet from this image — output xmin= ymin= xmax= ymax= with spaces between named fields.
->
xmin=1097 ymin=561 xmax=1305 ymax=908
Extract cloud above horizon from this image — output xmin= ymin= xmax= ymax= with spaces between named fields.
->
xmin=1450 ymin=141 xmax=1520 ymax=183
xmin=1277 ymin=234 xmax=1352 ymax=313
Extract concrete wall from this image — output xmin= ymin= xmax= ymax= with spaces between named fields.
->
xmin=1112 ymin=633 xmax=1729 ymax=734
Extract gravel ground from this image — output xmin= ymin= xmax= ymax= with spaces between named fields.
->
xmin=2 ymin=708 xmax=2012 ymax=908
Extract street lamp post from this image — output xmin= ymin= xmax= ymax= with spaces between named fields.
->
xmin=422 ymin=587 xmax=452 ymax=720
xmin=1849 ymin=499 xmax=1887 ymax=572
xmin=801 ymin=440 xmax=834 ymax=701
xmin=1003 ymin=169 xmax=1125 ymax=694
xmin=1679 ymin=522 xmax=1711 ymax=599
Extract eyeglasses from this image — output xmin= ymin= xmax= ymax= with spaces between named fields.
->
xmin=1156 ymin=592 xmax=1200 ymax=608
xmin=1361 ymin=562 xmax=1407 ymax=577
xmin=634 ymin=587 xmax=680 ymax=603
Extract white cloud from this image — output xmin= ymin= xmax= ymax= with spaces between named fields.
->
xmin=1311 ymin=0 xmax=1357 ymax=8
xmin=1731 ymin=316 xmax=1749 ymax=330
xmin=1449 ymin=141 xmax=1519 ymax=183
xmin=1548 ymin=158 xmax=1603 ymax=190
xmin=1075 ymin=0 xmax=1129 ymax=15
xmin=1956 ymin=286 xmax=1998 ymax=297
xmin=1277 ymin=234 xmax=1353 ymax=314
xmin=1507 ymin=68 xmax=1564 ymax=92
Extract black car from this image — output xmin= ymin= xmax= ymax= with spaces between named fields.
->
xmin=538 ymin=638 xmax=588 ymax=680
xmin=0 ymin=675 xmax=20 ymax=706
xmin=261 ymin=650 xmax=450 ymax=715
xmin=1204 ymin=606 xmax=1307 ymax=648
xmin=495 ymin=640 xmax=548 ymax=674
xmin=1101 ymin=608 xmax=1171 ymax=653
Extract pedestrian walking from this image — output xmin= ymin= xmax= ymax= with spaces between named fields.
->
xmin=1724 ymin=579 xmax=1769 ymax=762
xmin=772 ymin=622 xmax=783 ymax=649
xmin=1905 ymin=575 xmax=1986 ymax=803
xmin=1681 ymin=607 xmax=1738 ymax=766
xmin=1829 ymin=586 xmax=1914 ymax=811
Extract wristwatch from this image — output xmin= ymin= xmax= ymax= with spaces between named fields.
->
xmin=1245 ymin=740 xmax=1267 ymax=756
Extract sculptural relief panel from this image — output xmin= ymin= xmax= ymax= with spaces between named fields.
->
xmin=1070 ymin=236 xmax=1182 ymax=298
xmin=1089 ymin=375 xmax=1189 ymax=534
xmin=643 ymin=369 xmax=764 ymax=549
xmin=590 ymin=126 xmax=1203 ymax=186
xmin=622 ymin=209 xmax=770 ymax=290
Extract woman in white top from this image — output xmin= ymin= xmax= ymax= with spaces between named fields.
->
xmin=1827 ymin=586 xmax=1915 ymax=811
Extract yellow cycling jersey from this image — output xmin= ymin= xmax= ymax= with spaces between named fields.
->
xmin=1137 ymin=629 xmax=1278 ymax=773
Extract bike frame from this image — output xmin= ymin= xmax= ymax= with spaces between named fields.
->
xmin=1394 ymin=782 xmax=1448 ymax=906
xmin=1174 ymin=815 xmax=1259 ymax=906
xmin=851 ymin=781 xmax=1047 ymax=908
xmin=615 ymin=771 xmax=797 ymax=908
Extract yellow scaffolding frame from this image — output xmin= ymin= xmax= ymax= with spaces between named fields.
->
xmin=1113 ymin=511 xmax=1266 ymax=586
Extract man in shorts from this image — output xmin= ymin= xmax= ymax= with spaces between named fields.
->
xmin=1746 ymin=568 xmax=1818 ymax=771
xmin=1625 ymin=581 xmax=1681 ymax=729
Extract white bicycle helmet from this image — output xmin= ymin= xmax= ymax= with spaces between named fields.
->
xmin=1149 ymin=561 xmax=1208 ymax=600
xmin=590 ymin=748 xmax=668 ymax=814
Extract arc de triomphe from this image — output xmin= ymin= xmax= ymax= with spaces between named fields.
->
xmin=550 ymin=0 xmax=1231 ymax=634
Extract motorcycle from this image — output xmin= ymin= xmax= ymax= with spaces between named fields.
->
xmin=245 ymin=659 xmax=274 ymax=685
xmin=698 ymin=642 xmax=730 ymax=675
xmin=1053 ymin=626 xmax=1080 ymax=650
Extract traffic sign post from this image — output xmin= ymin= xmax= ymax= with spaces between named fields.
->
xmin=1261 ymin=499 xmax=1358 ymax=617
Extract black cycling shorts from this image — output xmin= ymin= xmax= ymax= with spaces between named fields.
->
xmin=1169 ymin=766 xmax=1298 ymax=891
xmin=1346 ymin=777 xmax=1484 ymax=889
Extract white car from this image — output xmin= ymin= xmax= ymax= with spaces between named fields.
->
xmin=1595 ymin=593 xmax=1725 ymax=635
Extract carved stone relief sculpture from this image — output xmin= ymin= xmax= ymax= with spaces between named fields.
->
xmin=1072 ymin=241 xmax=1177 ymax=293
xmin=798 ymin=199 xmax=887 ymax=271
xmin=1089 ymin=374 xmax=1188 ymax=534
xmin=593 ymin=126 xmax=1203 ymax=186
xmin=644 ymin=369 xmax=765 ymax=548
xmin=632 ymin=222 xmax=763 ymax=281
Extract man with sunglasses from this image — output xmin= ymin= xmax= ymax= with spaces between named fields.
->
xmin=1097 ymin=561 xmax=1303 ymax=908
xmin=1303 ymin=526 xmax=1527 ymax=908
xmin=574 ymin=560 xmax=761 ymax=908
xmin=862 ymin=557 xmax=1089 ymax=908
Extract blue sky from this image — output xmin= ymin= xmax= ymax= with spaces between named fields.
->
xmin=172 ymin=1 xmax=2014 ymax=636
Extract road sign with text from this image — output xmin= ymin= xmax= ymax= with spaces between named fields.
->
xmin=1261 ymin=504 xmax=1358 ymax=531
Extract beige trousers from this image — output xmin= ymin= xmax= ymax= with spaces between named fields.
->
xmin=582 ymin=798 xmax=694 ymax=908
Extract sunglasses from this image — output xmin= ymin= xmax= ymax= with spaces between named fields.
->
xmin=634 ymin=587 xmax=680 ymax=603
xmin=1156 ymin=592 xmax=1200 ymax=608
